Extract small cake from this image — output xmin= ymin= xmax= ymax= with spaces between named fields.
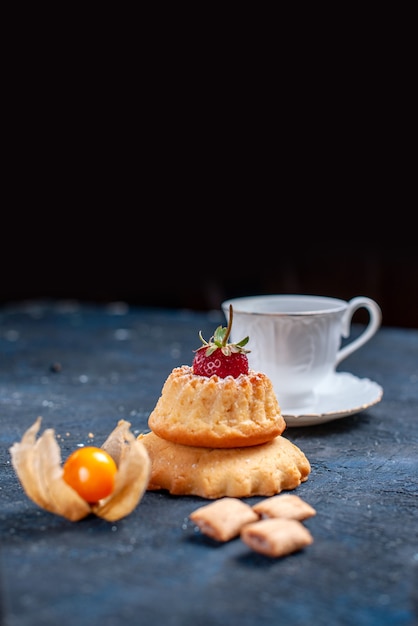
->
xmin=148 ymin=365 xmax=286 ymax=448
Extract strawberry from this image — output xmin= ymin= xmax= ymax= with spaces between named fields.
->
xmin=192 ymin=305 xmax=250 ymax=378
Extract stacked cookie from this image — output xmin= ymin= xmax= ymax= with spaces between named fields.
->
xmin=139 ymin=365 xmax=311 ymax=499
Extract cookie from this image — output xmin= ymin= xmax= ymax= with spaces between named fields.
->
xmin=189 ymin=497 xmax=259 ymax=541
xmin=253 ymin=494 xmax=316 ymax=521
xmin=240 ymin=518 xmax=314 ymax=557
xmin=139 ymin=431 xmax=311 ymax=499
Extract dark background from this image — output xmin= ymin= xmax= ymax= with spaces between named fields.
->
xmin=1 ymin=211 xmax=417 ymax=329
xmin=3 ymin=36 xmax=416 ymax=329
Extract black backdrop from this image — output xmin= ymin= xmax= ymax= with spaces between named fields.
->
xmin=4 ymin=22 xmax=417 ymax=329
xmin=2 ymin=210 xmax=417 ymax=329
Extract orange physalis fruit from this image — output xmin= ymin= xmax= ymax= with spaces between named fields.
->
xmin=63 ymin=446 xmax=118 ymax=503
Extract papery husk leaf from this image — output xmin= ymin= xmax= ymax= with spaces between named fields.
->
xmin=35 ymin=428 xmax=92 ymax=521
xmin=9 ymin=417 xmax=91 ymax=521
xmin=92 ymin=420 xmax=151 ymax=522
xmin=9 ymin=417 xmax=50 ymax=508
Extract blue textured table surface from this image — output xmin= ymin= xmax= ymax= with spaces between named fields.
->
xmin=1 ymin=301 xmax=417 ymax=626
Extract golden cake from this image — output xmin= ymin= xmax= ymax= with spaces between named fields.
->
xmin=147 ymin=365 xmax=286 ymax=448
xmin=139 ymin=431 xmax=310 ymax=499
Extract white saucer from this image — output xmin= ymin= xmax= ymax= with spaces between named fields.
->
xmin=282 ymin=371 xmax=383 ymax=427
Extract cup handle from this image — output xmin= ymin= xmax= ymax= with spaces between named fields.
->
xmin=335 ymin=297 xmax=382 ymax=366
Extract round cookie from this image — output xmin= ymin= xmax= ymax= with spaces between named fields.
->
xmin=147 ymin=365 xmax=286 ymax=448
xmin=139 ymin=431 xmax=311 ymax=499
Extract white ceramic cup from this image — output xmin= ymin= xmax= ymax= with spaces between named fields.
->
xmin=221 ymin=295 xmax=382 ymax=413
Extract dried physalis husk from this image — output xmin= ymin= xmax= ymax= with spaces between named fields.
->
xmin=9 ymin=417 xmax=151 ymax=522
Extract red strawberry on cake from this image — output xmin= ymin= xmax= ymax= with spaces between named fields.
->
xmin=192 ymin=311 xmax=250 ymax=379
